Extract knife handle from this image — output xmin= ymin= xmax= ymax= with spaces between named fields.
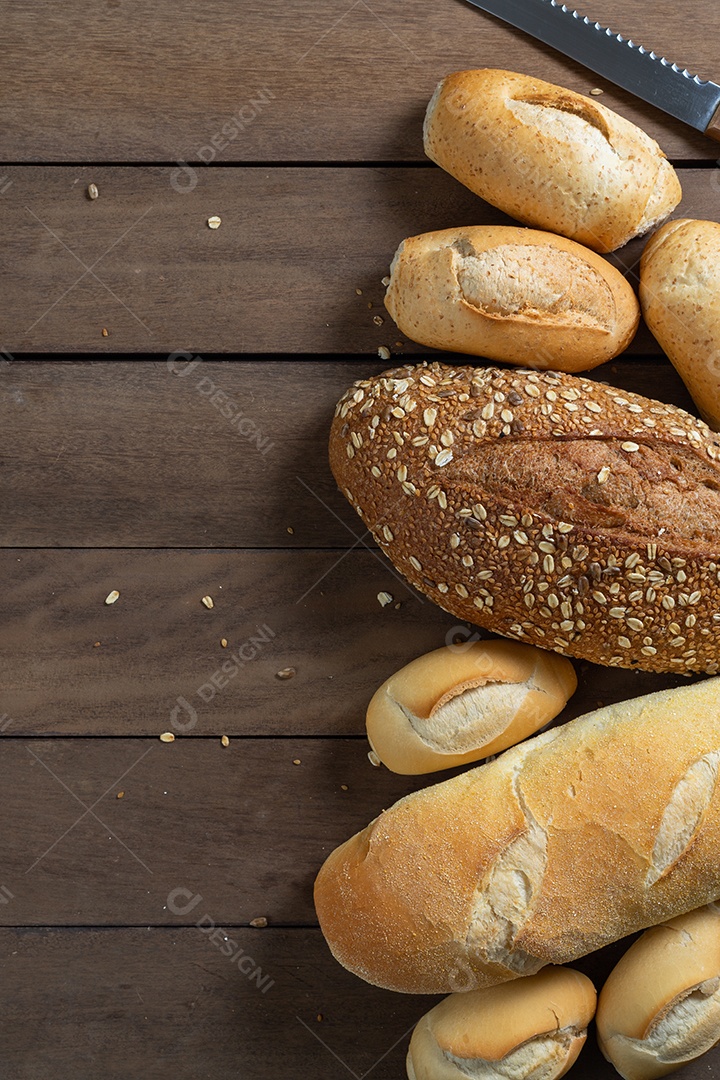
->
xmin=706 ymin=103 xmax=720 ymax=142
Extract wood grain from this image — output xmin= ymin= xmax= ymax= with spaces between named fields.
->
xmin=0 ymin=548 xmax=691 ymax=736
xmin=2 ymin=0 xmax=718 ymax=162
xmin=0 ymin=359 xmax=698 ymax=549
xmin=0 ymin=167 xmax=716 ymax=353
xmin=3 ymin=927 xmax=700 ymax=1080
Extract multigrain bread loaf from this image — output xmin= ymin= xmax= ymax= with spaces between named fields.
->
xmin=366 ymin=640 xmax=576 ymax=774
xmin=596 ymin=905 xmax=720 ymax=1080
xmin=640 ymin=219 xmax=720 ymax=431
xmin=424 ymin=69 xmax=681 ymax=253
xmin=407 ymin=967 xmax=596 ymax=1080
xmin=330 ymin=361 xmax=720 ymax=674
xmin=384 ymin=226 xmax=640 ymax=371
xmin=314 ymin=678 xmax=720 ymax=995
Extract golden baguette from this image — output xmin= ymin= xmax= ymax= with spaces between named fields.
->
xmin=314 ymin=679 xmax=720 ymax=994
xmin=330 ymin=361 xmax=720 ymax=674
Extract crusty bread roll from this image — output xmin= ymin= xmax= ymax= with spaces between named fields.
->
xmin=384 ymin=226 xmax=640 ymax=371
xmin=424 ymin=69 xmax=681 ymax=253
xmin=596 ymin=905 xmax=720 ymax=1080
xmin=366 ymin=640 xmax=576 ymax=775
xmin=314 ymin=678 xmax=720 ymax=994
xmin=640 ymin=219 xmax=720 ymax=431
xmin=407 ymin=967 xmax=596 ymax=1080
xmin=330 ymin=361 xmax=720 ymax=675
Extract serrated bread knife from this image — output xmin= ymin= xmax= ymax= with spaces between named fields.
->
xmin=464 ymin=0 xmax=720 ymax=141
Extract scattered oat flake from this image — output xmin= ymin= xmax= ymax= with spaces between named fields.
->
xmin=250 ymin=917 xmax=268 ymax=928
xmin=160 ymin=732 xmax=175 ymax=743
xmin=381 ymin=276 xmax=391 ymax=286
xmin=377 ymin=591 xmax=393 ymax=607
xmin=87 ymin=183 xmax=99 ymax=200
xmin=287 ymin=526 xmax=294 ymax=534
xmin=117 ymin=791 xmax=124 ymax=799
xmin=221 ymin=638 xmax=228 ymax=648
xmin=293 ymin=758 xmax=301 ymax=766
xmin=221 ymin=735 xmax=230 ymax=747
xmin=104 ymin=590 xmax=120 ymax=605
xmin=201 ymin=595 xmax=214 ymax=609
xmin=589 ymin=87 xmax=604 ymax=95
xmin=368 ymin=750 xmax=381 ymax=767
xmin=340 ymin=784 xmax=349 ymax=791
xmin=378 ymin=346 xmax=391 ymax=360
xmin=355 ymin=287 xmax=363 ymax=295
xmin=101 ymin=328 xmax=109 ymax=337
xmin=373 ymin=315 xmax=384 ymax=326
xmin=207 ymin=216 xmax=221 ymax=229
xmin=276 ymin=667 xmax=296 ymax=680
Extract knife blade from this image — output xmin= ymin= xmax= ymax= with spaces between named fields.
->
xmin=464 ymin=0 xmax=720 ymax=141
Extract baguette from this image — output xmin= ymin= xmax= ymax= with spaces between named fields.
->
xmin=424 ymin=69 xmax=681 ymax=253
xmin=596 ymin=905 xmax=720 ymax=1080
xmin=407 ymin=967 xmax=596 ymax=1080
xmin=314 ymin=678 xmax=720 ymax=994
xmin=330 ymin=361 xmax=720 ymax=674
xmin=383 ymin=225 xmax=640 ymax=371
xmin=366 ymin=640 xmax=576 ymax=775
xmin=640 ymin=219 xmax=720 ymax=431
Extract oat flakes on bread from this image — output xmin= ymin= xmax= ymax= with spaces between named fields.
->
xmin=330 ymin=361 xmax=720 ymax=674
xmin=424 ymin=69 xmax=681 ymax=253
xmin=384 ymin=225 xmax=640 ymax=371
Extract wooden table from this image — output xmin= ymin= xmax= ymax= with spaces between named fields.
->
xmin=1 ymin=2 xmax=719 ymax=1076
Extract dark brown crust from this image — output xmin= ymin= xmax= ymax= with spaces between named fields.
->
xmin=329 ymin=362 xmax=720 ymax=674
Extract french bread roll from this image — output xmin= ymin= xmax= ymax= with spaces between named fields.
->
xmin=366 ymin=640 xmax=576 ymax=775
xmin=314 ymin=678 xmax=720 ymax=995
xmin=424 ymin=69 xmax=681 ymax=253
xmin=407 ymin=967 xmax=596 ymax=1080
xmin=596 ymin=905 xmax=720 ymax=1080
xmin=330 ymin=361 xmax=720 ymax=674
xmin=384 ymin=226 xmax=640 ymax=371
xmin=640 ymin=219 xmax=720 ymax=431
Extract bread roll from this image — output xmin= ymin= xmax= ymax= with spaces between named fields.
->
xmin=314 ymin=678 xmax=720 ymax=994
xmin=424 ymin=69 xmax=681 ymax=253
xmin=596 ymin=905 xmax=720 ymax=1080
xmin=384 ymin=226 xmax=640 ymax=371
xmin=640 ymin=219 xmax=720 ymax=431
xmin=330 ymin=361 xmax=720 ymax=675
xmin=407 ymin=967 xmax=596 ymax=1080
xmin=366 ymin=640 xmax=576 ymax=775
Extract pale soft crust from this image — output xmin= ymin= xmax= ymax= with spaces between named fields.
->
xmin=407 ymin=967 xmax=596 ymax=1080
xmin=640 ymin=219 xmax=720 ymax=431
xmin=366 ymin=640 xmax=576 ymax=774
xmin=330 ymin=361 xmax=720 ymax=674
xmin=596 ymin=905 xmax=720 ymax=1080
xmin=384 ymin=226 xmax=640 ymax=371
xmin=424 ymin=69 xmax=681 ymax=253
xmin=314 ymin=678 xmax=720 ymax=994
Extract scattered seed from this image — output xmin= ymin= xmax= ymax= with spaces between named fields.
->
xmin=381 ymin=276 xmax=391 ymax=286
xmin=104 ymin=590 xmax=120 ymax=605
xmin=207 ymin=216 xmax=222 ymax=229
xmin=160 ymin=732 xmax=175 ymax=743
xmin=355 ymin=287 xmax=363 ymax=295
xmin=316 ymin=1014 xmax=323 ymax=1022
xmin=249 ymin=917 xmax=268 ymax=928
xmin=368 ymin=750 xmax=381 ymax=767
xmin=287 ymin=526 xmax=294 ymax=534
xmin=367 ymin=301 xmax=373 ymax=309
xmin=340 ymin=784 xmax=349 ymax=791
xmin=377 ymin=591 xmax=393 ymax=607
xmin=293 ymin=758 xmax=301 ymax=766
xmin=101 ymin=328 xmax=109 ymax=337
xmin=589 ymin=87 xmax=604 ymax=95
xmin=378 ymin=346 xmax=391 ymax=360
xmin=87 ymin=183 xmax=99 ymax=200
xmin=597 ymin=465 xmax=611 ymax=484
xmin=201 ymin=595 xmax=214 ymax=609
xmin=93 ymin=641 xmax=101 ymax=647
xmin=276 ymin=667 xmax=296 ymax=680
xmin=373 ymin=315 xmax=384 ymax=326
xmin=117 ymin=791 xmax=124 ymax=799
xmin=221 ymin=735 xmax=230 ymax=747
xmin=221 ymin=638 xmax=228 ymax=648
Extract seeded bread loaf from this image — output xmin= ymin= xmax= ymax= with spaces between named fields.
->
xmin=330 ymin=362 xmax=720 ymax=674
xmin=384 ymin=226 xmax=640 ymax=371
xmin=596 ymin=905 xmax=720 ymax=1080
xmin=314 ymin=678 xmax=720 ymax=995
xmin=366 ymin=640 xmax=576 ymax=775
xmin=424 ymin=69 xmax=681 ymax=253
xmin=640 ymin=219 xmax=720 ymax=431
xmin=407 ymin=967 xmax=596 ymax=1080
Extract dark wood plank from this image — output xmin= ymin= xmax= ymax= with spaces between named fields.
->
xmin=1 ymin=549 xmax=692 ymax=736
xmin=0 ymin=359 xmax=698 ymax=549
xmin=0 ymin=737 xmax=441 ymax=926
xmin=2 ymin=0 xmax=717 ymax=162
xmin=6 ymin=927 xmax=711 ymax=1080
xmin=0 ymin=167 xmax=714 ymax=353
